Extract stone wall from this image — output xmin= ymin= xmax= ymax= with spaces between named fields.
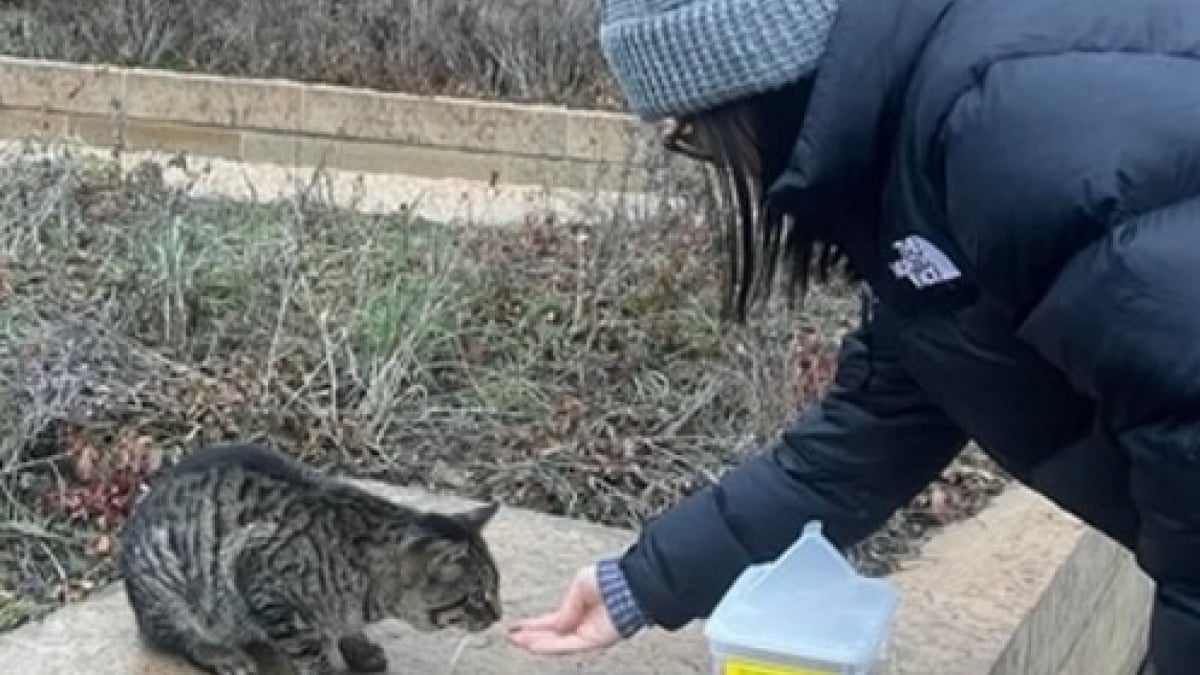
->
xmin=0 ymin=55 xmax=664 ymax=191
xmin=880 ymin=486 xmax=1153 ymax=675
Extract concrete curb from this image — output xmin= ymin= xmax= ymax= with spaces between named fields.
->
xmin=0 ymin=482 xmax=1152 ymax=674
xmin=0 ymin=139 xmax=687 ymax=232
xmin=0 ymin=55 xmax=670 ymax=191
xmin=880 ymin=485 xmax=1151 ymax=675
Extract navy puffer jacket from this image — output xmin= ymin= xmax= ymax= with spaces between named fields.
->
xmin=613 ymin=0 xmax=1200 ymax=670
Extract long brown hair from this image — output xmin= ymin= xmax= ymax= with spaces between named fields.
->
xmin=666 ymin=78 xmax=848 ymax=322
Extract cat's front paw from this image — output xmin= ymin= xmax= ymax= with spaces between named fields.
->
xmin=338 ymin=634 xmax=388 ymax=673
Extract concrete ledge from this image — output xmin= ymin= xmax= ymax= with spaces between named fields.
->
xmin=884 ymin=488 xmax=1152 ymax=675
xmin=0 ymin=480 xmax=1151 ymax=674
xmin=0 ymin=55 xmax=669 ymax=191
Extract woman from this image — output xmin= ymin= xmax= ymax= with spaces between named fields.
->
xmin=507 ymin=0 xmax=1200 ymax=671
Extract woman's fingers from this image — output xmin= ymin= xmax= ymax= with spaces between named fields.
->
xmin=507 ymin=564 xmax=609 ymax=656
xmin=509 ymin=609 xmax=568 ymax=633
xmin=509 ymin=572 xmax=591 ymax=633
xmin=507 ymin=629 xmax=597 ymax=655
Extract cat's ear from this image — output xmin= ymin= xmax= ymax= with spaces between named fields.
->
xmin=456 ymin=502 xmax=499 ymax=532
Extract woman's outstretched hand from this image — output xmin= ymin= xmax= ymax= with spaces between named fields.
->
xmin=506 ymin=564 xmax=621 ymax=655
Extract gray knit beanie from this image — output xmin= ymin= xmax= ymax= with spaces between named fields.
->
xmin=598 ymin=0 xmax=840 ymax=121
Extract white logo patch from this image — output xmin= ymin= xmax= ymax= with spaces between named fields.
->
xmin=888 ymin=235 xmax=962 ymax=289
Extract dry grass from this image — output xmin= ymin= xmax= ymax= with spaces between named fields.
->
xmin=0 ymin=0 xmax=623 ymax=109
xmin=0 ymin=140 xmax=1006 ymax=633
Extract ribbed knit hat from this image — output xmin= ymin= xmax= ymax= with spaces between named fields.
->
xmin=598 ymin=0 xmax=840 ymax=121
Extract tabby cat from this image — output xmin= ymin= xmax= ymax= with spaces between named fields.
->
xmin=118 ymin=442 xmax=502 ymax=675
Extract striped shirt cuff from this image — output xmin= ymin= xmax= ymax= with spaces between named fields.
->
xmin=596 ymin=557 xmax=648 ymax=638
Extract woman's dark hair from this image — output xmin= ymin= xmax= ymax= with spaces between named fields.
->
xmin=666 ymin=78 xmax=848 ymax=322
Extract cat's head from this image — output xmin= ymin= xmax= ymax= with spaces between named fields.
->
xmin=393 ymin=502 xmax=502 ymax=633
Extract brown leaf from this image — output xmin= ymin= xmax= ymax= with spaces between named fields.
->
xmin=928 ymin=483 xmax=959 ymax=524
xmin=67 ymin=434 xmax=100 ymax=483
xmin=89 ymin=534 xmax=112 ymax=557
xmin=131 ymin=435 xmax=162 ymax=474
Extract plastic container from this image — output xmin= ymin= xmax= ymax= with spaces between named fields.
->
xmin=704 ymin=521 xmax=899 ymax=675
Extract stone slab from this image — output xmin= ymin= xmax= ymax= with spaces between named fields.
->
xmin=882 ymin=485 xmax=1085 ymax=674
xmin=0 ymin=56 xmax=123 ymax=115
xmin=123 ymin=69 xmax=305 ymax=132
xmin=987 ymin=525 xmax=1150 ymax=675
xmin=0 ymin=55 xmax=666 ymax=191
xmin=0 ymin=108 xmax=68 ymax=139
xmin=301 ymin=85 xmax=569 ymax=157
xmin=241 ymin=132 xmax=301 ymax=167
xmin=563 ymin=110 xmax=654 ymax=164
xmin=1054 ymin=552 xmax=1154 ymax=675
xmin=0 ymin=478 xmax=1151 ymax=675
xmin=299 ymin=137 xmax=506 ymax=184
xmin=66 ymin=114 xmax=243 ymax=161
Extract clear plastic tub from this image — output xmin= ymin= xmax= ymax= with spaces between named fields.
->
xmin=704 ymin=521 xmax=899 ymax=675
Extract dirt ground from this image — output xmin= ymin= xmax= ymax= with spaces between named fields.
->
xmin=0 ymin=142 xmax=1008 ymax=632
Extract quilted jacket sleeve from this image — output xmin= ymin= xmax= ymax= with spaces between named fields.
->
xmin=616 ymin=306 xmax=969 ymax=630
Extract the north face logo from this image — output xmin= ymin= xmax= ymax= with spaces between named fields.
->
xmin=889 ymin=235 xmax=961 ymax=288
